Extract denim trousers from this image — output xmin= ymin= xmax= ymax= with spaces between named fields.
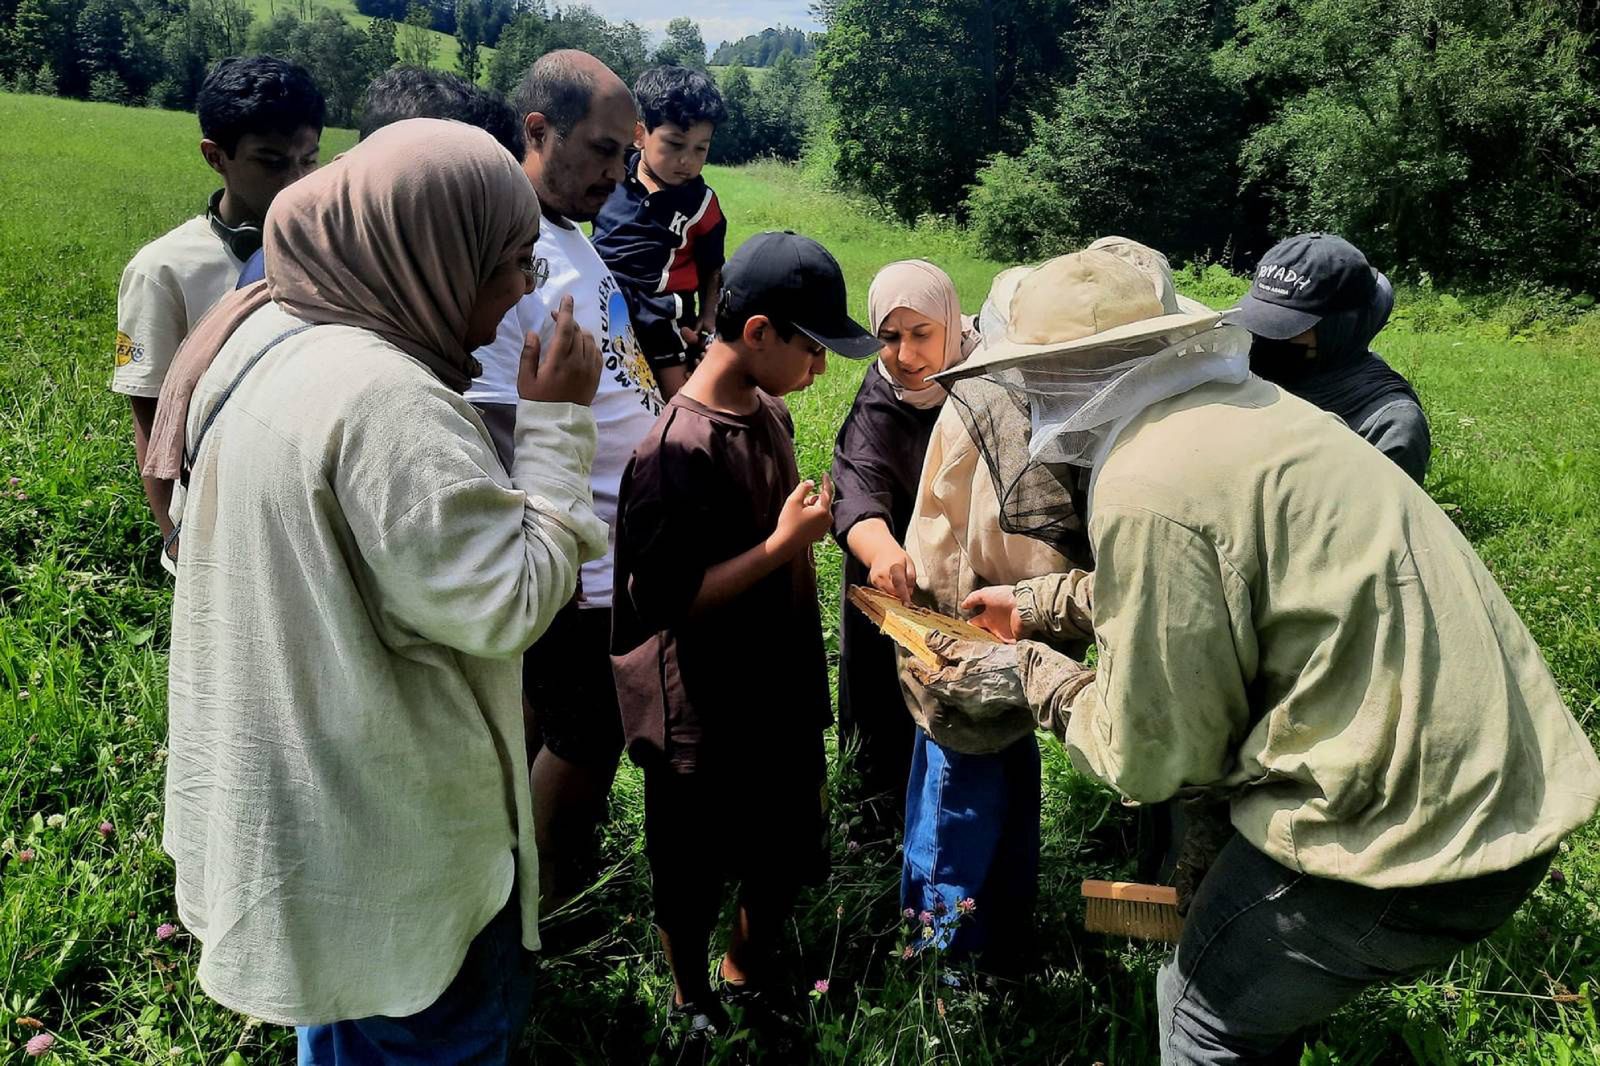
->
xmin=901 ymin=730 xmax=1041 ymax=962
xmin=296 ymin=898 xmax=536 ymax=1066
xmin=1158 ymin=834 xmax=1551 ymax=1065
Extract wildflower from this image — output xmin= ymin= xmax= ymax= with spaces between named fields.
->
xmin=24 ymin=1033 xmax=54 ymax=1057
xmin=813 ymin=979 xmax=830 ymax=995
xmin=156 ymin=923 xmax=178 ymax=941
xmin=1549 ymin=867 xmax=1567 ymax=887
xmin=836 ymin=904 xmax=844 ymax=919
xmin=901 ymin=945 xmax=915 ymax=961
xmin=903 ymin=908 xmax=916 ymax=921
xmin=918 ymin=910 xmax=933 ymax=925
xmin=933 ymin=900 xmax=947 ymax=917
xmin=922 ymin=925 xmax=934 ymax=941
xmin=17 ymin=848 xmax=36 ymax=863
xmin=98 ymin=822 xmax=114 ymax=838
xmin=936 ymin=997 xmax=946 ymax=1018
xmin=846 ymin=839 xmax=861 ymax=853
xmin=957 ymin=897 xmax=976 ymax=915
xmin=18 ymin=689 xmax=29 ymax=701
xmin=7 ymin=477 xmax=17 ymax=487
xmin=122 ymin=714 xmax=139 ymax=728
xmin=46 ymin=814 xmax=65 ymax=829
xmin=15 ymin=492 xmax=27 ymax=501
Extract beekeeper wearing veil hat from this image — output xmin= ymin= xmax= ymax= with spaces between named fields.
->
xmin=915 ymin=248 xmax=1600 ymax=1064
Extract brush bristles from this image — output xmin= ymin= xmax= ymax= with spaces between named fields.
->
xmin=1082 ymin=895 xmax=1185 ymax=943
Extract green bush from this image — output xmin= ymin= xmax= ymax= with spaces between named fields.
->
xmin=965 ymin=152 xmax=1075 ymax=262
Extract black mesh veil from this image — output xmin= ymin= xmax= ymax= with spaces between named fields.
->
xmin=945 ymin=374 xmax=1094 ymax=569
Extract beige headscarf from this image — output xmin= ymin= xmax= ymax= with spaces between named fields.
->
xmin=867 ymin=259 xmax=977 ymax=410
xmin=144 ymin=118 xmax=538 ymax=480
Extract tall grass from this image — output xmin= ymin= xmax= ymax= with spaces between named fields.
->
xmin=2 ymin=93 xmax=1597 ymax=1064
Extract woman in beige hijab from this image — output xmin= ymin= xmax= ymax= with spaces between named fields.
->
xmin=157 ymin=118 xmax=606 ymax=1063
xmin=828 ymin=260 xmax=978 ymax=835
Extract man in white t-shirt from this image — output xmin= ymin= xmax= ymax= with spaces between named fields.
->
xmin=468 ymin=49 xmax=661 ymax=906
xmin=113 ymin=56 xmax=324 ymax=550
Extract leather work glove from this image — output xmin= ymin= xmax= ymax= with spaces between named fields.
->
xmin=908 ymin=634 xmax=1027 ymax=720
xmin=1172 ymin=798 xmax=1235 ymax=915
xmin=913 ymin=633 xmax=1096 ymax=737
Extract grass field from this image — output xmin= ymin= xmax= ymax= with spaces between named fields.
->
xmin=2 ymin=91 xmax=1597 ymax=1065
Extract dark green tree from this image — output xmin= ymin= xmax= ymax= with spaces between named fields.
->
xmin=750 ymin=51 xmax=810 ymax=159
xmin=966 ymin=0 xmax=1243 ymax=260
xmin=395 ymin=2 xmax=437 ymax=67
xmin=708 ymin=63 xmax=757 ymax=163
xmin=710 ymin=26 xmax=813 ymax=67
xmin=454 ymin=0 xmax=481 ymax=82
xmin=253 ymin=8 xmax=385 ymax=124
xmin=652 ymin=15 xmax=705 ymax=68
xmin=487 ymin=3 xmax=648 ymax=93
xmin=1219 ymin=0 xmax=1600 ymax=288
xmin=813 ymin=0 xmax=1078 ymax=221
xmin=814 ymin=0 xmax=997 ymax=220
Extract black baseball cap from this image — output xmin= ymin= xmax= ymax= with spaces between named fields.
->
xmin=1229 ymin=233 xmax=1378 ymax=340
xmin=720 ymin=231 xmax=882 ymax=359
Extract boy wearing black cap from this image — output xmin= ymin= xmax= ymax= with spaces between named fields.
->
xmin=611 ymin=231 xmax=881 ymax=1043
xmin=1231 ymin=232 xmax=1431 ymax=483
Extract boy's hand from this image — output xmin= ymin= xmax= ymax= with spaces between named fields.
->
xmin=961 ymin=585 xmax=1022 ymax=643
xmin=518 ymin=295 xmax=601 ymax=406
xmin=868 ymin=543 xmax=917 ymax=604
xmin=769 ymin=474 xmax=833 ymax=558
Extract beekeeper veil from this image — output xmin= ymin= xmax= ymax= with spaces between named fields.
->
xmin=939 ymin=243 xmax=1249 ymax=547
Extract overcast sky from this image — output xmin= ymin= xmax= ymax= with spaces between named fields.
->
xmin=579 ymin=0 xmax=820 ymax=51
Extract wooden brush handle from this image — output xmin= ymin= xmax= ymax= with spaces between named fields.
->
xmin=1081 ymin=880 xmax=1179 ymax=906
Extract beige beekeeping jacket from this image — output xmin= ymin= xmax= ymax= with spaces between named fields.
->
xmin=163 ymin=304 xmax=608 ymax=1025
xmin=899 ymin=401 xmax=1077 ymax=752
xmin=1059 ymin=375 xmax=1600 ymax=887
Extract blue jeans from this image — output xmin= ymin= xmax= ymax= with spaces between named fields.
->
xmin=296 ymin=899 xmax=535 ymax=1066
xmin=1158 ymin=834 xmax=1551 ymax=1065
xmin=901 ymin=731 xmax=1040 ymax=963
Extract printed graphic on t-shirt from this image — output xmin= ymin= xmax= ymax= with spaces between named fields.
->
xmin=601 ymin=274 xmax=662 ymax=415
xmin=115 ymin=330 xmax=146 ymax=367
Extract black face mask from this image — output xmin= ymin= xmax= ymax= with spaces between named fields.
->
xmin=1249 ymin=335 xmax=1321 ymax=384
xmin=206 ymin=189 xmax=264 ymax=261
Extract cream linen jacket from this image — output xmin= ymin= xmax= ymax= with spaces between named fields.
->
xmin=1060 ymin=375 xmax=1600 ymax=887
xmin=163 ymin=304 xmax=608 ymax=1025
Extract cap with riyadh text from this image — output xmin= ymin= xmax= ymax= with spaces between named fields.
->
xmin=719 ymin=231 xmax=882 ymax=359
xmin=1229 ymin=233 xmax=1378 ymax=340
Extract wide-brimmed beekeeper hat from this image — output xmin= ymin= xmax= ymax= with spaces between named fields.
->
xmin=936 ymin=250 xmax=1220 ymax=382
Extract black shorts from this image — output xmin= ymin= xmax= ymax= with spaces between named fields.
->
xmin=523 ymin=604 xmax=625 ymax=768
xmin=643 ymin=729 xmax=831 ymax=931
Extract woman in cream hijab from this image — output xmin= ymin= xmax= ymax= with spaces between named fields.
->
xmin=156 ymin=119 xmax=606 ymax=1063
xmin=828 ymin=259 xmax=978 ymax=836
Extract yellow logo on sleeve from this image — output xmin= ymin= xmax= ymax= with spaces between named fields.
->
xmin=114 ymin=330 xmax=145 ymax=367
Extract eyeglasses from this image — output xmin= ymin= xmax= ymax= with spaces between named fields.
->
xmin=520 ymin=254 xmax=549 ymax=289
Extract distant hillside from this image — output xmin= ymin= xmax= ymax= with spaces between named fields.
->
xmin=245 ymin=0 xmax=491 ymax=78
xmin=709 ymin=26 xmax=813 ymax=67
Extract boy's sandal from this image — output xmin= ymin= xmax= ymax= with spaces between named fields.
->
xmin=663 ymin=999 xmax=729 ymax=1059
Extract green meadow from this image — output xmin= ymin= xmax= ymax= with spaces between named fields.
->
xmin=2 ymin=91 xmax=1597 ymax=1064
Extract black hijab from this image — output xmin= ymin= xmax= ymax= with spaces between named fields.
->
xmin=1251 ymin=272 xmax=1419 ymax=430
